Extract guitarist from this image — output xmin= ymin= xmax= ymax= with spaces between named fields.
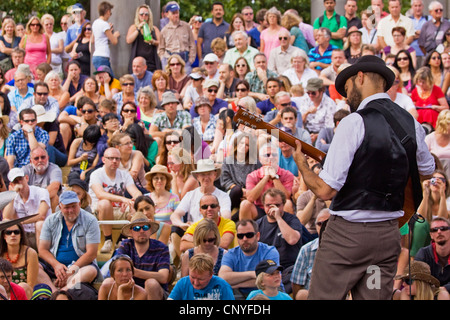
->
xmin=293 ymin=55 xmax=435 ymax=300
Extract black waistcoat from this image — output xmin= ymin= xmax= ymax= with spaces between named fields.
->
xmin=330 ymin=99 xmax=417 ymax=212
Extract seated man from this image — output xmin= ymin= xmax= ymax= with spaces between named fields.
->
xmin=245 ymin=53 xmax=278 ymax=94
xmin=3 ymin=167 xmax=51 ymax=251
xmin=7 ymin=69 xmax=34 ymax=112
xmin=415 ymin=217 xmax=450 ymax=293
xmin=189 ymin=79 xmax=228 ymax=118
xmin=19 ymin=81 xmax=60 ymax=115
xmin=180 ymin=194 xmax=236 ymax=253
xmin=222 ymin=30 xmax=259 ymax=70
xmin=5 ymin=108 xmax=49 ymax=169
xmin=149 ymin=91 xmax=192 ymax=141
xmin=132 ymin=56 xmax=154 ymax=92
xmin=22 ymin=146 xmax=62 ymax=211
xmin=239 ymin=142 xmax=295 ymax=220
xmin=4 ymin=47 xmax=26 ymax=83
xmin=38 ymin=191 xmax=102 ymax=292
xmin=264 ymin=91 xmax=302 ymax=129
xmin=169 ymin=253 xmax=235 ymax=300
xmin=88 ymin=147 xmax=142 ymax=253
xmin=218 ymin=219 xmax=280 ymax=299
xmin=115 ymin=211 xmax=171 ymax=300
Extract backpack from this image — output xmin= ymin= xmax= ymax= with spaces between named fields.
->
xmin=318 ymin=13 xmax=340 ymax=27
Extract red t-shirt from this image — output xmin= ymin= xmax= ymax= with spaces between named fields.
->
xmin=8 ymin=282 xmax=28 ymax=300
xmin=410 ymin=85 xmax=444 ymax=128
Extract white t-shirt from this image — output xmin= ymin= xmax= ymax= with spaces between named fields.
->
xmin=13 ymin=186 xmax=51 ymax=233
xmin=89 ymin=167 xmax=135 ymax=209
xmin=92 ymin=18 xmax=111 ymax=58
xmin=394 ymin=93 xmax=416 ymax=112
xmin=176 ymin=187 xmax=231 ymax=223
xmin=49 ymin=32 xmax=64 ymax=66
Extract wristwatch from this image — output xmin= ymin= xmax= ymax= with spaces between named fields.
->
xmin=26 ymin=128 xmax=33 ymax=133
xmin=273 ymin=174 xmax=279 ymax=180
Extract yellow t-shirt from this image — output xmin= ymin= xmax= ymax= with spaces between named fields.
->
xmin=99 ymin=78 xmax=122 ymax=96
xmin=185 ymin=217 xmax=237 ymax=248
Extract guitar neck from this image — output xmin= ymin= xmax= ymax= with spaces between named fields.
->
xmin=233 ymin=107 xmax=326 ymax=163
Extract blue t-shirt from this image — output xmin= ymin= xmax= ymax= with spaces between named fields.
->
xmin=246 ymin=289 xmax=292 ymax=300
xmin=55 ymin=219 xmax=79 ymax=266
xmin=279 ymin=150 xmax=299 ymax=177
xmin=169 ymin=275 xmax=235 ymax=300
xmin=189 ymin=98 xmax=228 ymax=118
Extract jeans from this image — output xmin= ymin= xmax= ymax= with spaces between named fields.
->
xmin=47 ymin=145 xmax=68 ymax=167
xmin=92 ymin=56 xmax=114 ymax=78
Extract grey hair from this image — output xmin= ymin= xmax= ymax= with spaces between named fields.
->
xmin=429 ymin=0 xmax=443 ymax=11
xmin=232 ymin=30 xmax=248 ymax=40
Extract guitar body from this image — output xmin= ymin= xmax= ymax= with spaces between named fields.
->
xmin=234 ymin=107 xmax=415 ymax=228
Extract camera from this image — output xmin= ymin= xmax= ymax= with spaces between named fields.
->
xmin=431 ymin=177 xmax=437 ymax=185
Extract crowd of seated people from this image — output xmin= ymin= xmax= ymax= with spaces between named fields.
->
xmin=0 ymin=0 xmax=450 ymax=302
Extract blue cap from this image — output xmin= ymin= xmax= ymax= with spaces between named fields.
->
xmin=31 ymin=283 xmax=52 ymax=300
xmin=59 ymin=190 xmax=80 ymax=205
xmin=165 ymin=3 xmax=180 ymax=12
xmin=72 ymin=3 xmax=84 ymax=11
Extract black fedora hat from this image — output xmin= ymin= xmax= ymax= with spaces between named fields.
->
xmin=335 ymin=55 xmax=395 ymax=98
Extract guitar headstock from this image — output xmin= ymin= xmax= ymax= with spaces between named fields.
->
xmin=233 ymin=107 xmax=265 ymax=130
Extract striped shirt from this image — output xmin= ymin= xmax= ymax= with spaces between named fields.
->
xmin=308 ymin=44 xmax=339 ymax=71
xmin=117 ymin=238 xmax=170 ymax=291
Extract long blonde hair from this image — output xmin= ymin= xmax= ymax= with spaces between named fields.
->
xmin=134 ymin=5 xmax=154 ymax=31
xmin=435 ymin=109 xmax=450 ymax=134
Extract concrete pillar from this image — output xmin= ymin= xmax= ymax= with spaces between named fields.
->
xmin=90 ymin=0 xmax=160 ymax=78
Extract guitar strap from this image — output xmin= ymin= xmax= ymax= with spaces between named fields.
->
xmin=365 ymin=102 xmax=423 ymax=214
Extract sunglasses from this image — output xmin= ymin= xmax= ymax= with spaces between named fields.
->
xmin=122 ymin=83 xmax=134 ymax=86
xmin=236 ymin=232 xmax=256 ymax=240
xmin=32 ymin=155 xmax=47 ymax=161
xmin=279 ymin=37 xmax=288 ymax=40
xmin=430 ymin=226 xmax=450 ymax=233
xmin=170 ymin=63 xmax=181 ymax=66
xmin=397 ymin=57 xmax=409 ymax=61
xmin=122 ymin=109 xmax=137 ymax=113
xmin=203 ymin=237 xmax=217 ymax=243
xmin=139 ymin=12 xmax=150 ymax=16
xmin=431 ymin=56 xmax=441 ymax=60
xmin=204 ymin=61 xmax=216 ymax=65
xmin=236 ymin=88 xmax=248 ymax=92
xmin=35 ymin=92 xmax=49 ymax=96
xmin=307 ymin=91 xmax=318 ymax=96
xmin=165 ymin=140 xmax=180 ymax=145
xmin=82 ymin=109 xmax=95 ymax=114
xmin=30 ymin=23 xmax=40 ymax=27
xmin=208 ymin=88 xmax=218 ymax=93
xmin=280 ymin=102 xmax=291 ymax=107
xmin=4 ymin=230 xmax=20 ymax=236
xmin=200 ymin=203 xmax=219 ymax=210
xmin=435 ymin=8 xmax=443 ymax=13
xmin=85 ymin=28 xmax=92 ymax=31
xmin=132 ymin=225 xmax=151 ymax=232
xmin=22 ymin=119 xmax=36 ymax=123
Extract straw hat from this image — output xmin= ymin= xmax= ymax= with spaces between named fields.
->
xmin=144 ymin=164 xmax=173 ymax=190
xmin=394 ymin=261 xmax=440 ymax=287
xmin=121 ymin=211 xmax=159 ymax=237
xmin=191 ymin=159 xmax=221 ymax=180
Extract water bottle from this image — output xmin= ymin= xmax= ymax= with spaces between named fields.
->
xmin=143 ymin=23 xmax=152 ymax=42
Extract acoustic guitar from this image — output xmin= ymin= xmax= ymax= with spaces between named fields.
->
xmin=233 ymin=107 xmax=415 ymax=228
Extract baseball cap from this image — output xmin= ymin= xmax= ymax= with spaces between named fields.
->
xmin=255 ymin=259 xmax=283 ymax=277
xmin=71 ymin=3 xmax=84 ymax=12
xmin=7 ymin=168 xmax=25 ymax=183
xmin=165 ymin=3 xmax=180 ymax=12
xmin=203 ymin=53 xmax=219 ymax=63
xmin=93 ymin=65 xmax=113 ymax=76
xmin=59 ymin=190 xmax=80 ymax=205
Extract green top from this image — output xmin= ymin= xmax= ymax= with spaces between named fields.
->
xmin=313 ymin=11 xmax=347 ymax=49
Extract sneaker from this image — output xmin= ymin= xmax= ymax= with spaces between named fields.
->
xmin=100 ymin=239 xmax=113 ymax=253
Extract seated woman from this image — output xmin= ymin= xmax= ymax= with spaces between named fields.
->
xmin=220 ymin=134 xmax=262 ymax=218
xmin=0 ymin=223 xmax=39 ymax=299
xmin=133 ymin=195 xmax=171 ymax=245
xmin=156 ymin=130 xmax=181 ymax=167
xmin=108 ymin=132 xmax=147 ymax=192
xmin=144 ymin=165 xmax=180 ymax=226
xmin=125 ymin=123 xmax=158 ymax=171
xmin=167 ymin=146 xmax=199 ymax=201
xmin=66 ymin=178 xmax=93 ymax=213
xmin=425 ymin=110 xmax=450 ymax=177
xmin=67 ymin=124 xmax=101 ymax=181
xmin=119 ymin=101 xmax=145 ymax=133
xmin=72 ymin=96 xmax=100 ymax=138
xmin=98 ymin=255 xmax=148 ymax=300
xmin=180 ymin=219 xmax=226 ymax=278
xmin=411 ymin=66 xmax=449 ymax=129
xmin=44 ymin=70 xmax=70 ymax=111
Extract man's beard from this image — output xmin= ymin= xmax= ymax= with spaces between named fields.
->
xmin=32 ymin=161 xmax=49 ymax=174
xmin=347 ymin=85 xmax=363 ymax=113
